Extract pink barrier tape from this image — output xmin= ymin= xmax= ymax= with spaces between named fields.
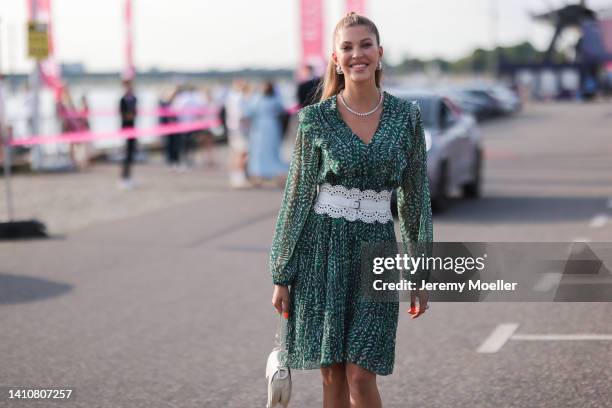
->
xmin=59 ymin=104 xmax=300 ymax=119
xmin=13 ymin=105 xmax=301 ymax=123
xmin=8 ymin=104 xmax=301 ymax=145
xmin=10 ymin=118 xmax=222 ymax=147
xmin=58 ymin=106 xmax=221 ymax=119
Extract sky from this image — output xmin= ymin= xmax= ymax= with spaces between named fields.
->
xmin=1 ymin=0 xmax=612 ymax=73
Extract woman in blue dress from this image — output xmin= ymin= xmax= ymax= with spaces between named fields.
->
xmin=245 ymin=81 xmax=289 ymax=186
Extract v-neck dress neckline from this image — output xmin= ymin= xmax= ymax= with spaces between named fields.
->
xmin=332 ymin=90 xmax=389 ymax=147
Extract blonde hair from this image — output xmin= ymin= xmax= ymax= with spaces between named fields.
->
xmin=319 ymin=12 xmax=383 ymax=101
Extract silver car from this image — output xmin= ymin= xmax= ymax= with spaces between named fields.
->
xmin=390 ymin=90 xmax=483 ymax=213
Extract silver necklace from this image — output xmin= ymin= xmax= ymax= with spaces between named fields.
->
xmin=339 ymin=90 xmax=384 ymax=117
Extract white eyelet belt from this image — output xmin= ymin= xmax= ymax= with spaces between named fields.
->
xmin=313 ymin=183 xmax=393 ymax=224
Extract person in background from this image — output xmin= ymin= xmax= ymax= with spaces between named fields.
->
xmin=225 ymin=79 xmax=251 ymax=188
xmin=296 ymin=64 xmax=322 ymax=107
xmin=73 ymin=94 xmax=91 ymax=169
xmin=159 ymin=87 xmax=180 ymax=169
xmin=171 ymin=84 xmax=214 ymax=169
xmin=244 ymin=81 xmax=288 ymax=187
xmin=78 ymin=94 xmax=90 ymax=130
xmin=56 ymin=86 xmax=79 ymax=133
xmin=56 ymin=85 xmax=83 ymax=170
xmin=196 ymin=86 xmax=217 ymax=168
xmin=119 ymin=78 xmax=138 ymax=189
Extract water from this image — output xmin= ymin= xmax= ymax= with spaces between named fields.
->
xmin=3 ymin=79 xmax=299 ymax=156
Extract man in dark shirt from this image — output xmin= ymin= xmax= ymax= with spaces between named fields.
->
xmin=119 ymin=79 xmax=138 ymax=188
xmin=296 ymin=65 xmax=322 ymax=107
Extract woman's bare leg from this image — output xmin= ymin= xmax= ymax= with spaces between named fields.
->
xmin=345 ymin=363 xmax=381 ymax=408
xmin=321 ymin=363 xmax=350 ymax=408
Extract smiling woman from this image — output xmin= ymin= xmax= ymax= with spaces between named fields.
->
xmin=269 ymin=12 xmax=433 ymax=408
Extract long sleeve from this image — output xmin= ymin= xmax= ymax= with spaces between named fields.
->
xmin=269 ymin=109 xmax=320 ymax=286
xmin=397 ymin=102 xmax=434 ymax=284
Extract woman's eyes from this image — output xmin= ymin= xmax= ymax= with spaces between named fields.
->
xmin=341 ymin=44 xmax=372 ymax=51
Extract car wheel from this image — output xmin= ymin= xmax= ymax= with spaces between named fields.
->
xmin=462 ymin=148 xmax=482 ymax=199
xmin=432 ymin=161 xmax=449 ymax=213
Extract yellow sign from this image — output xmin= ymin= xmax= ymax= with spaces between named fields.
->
xmin=27 ymin=21 xmax=49 ymax=60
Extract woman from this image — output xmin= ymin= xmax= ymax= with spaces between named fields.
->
xmin=159 ymin=87 xmax=180 ymax=168
xmin=56 ymin=86 xmax=85 ymax=169
xmin=245 ymin=81 xmax=289 ymax=186
xmin=74 ymin=94 xmax=92 ymax=169
xmin=269 ymin=12 xmax=433 ymax=407
xmin=225 ymin=79 xmax=251 ymax=188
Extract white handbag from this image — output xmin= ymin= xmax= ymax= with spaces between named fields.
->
xmin=266 ymin=313 xmax=292 ymax=408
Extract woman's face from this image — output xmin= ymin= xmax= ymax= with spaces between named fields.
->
xmin=333 ymin=25 xmax=383 ymax=85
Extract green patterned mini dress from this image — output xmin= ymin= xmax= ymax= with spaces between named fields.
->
xmin=269 ymin=91 xmax=433 ymax=376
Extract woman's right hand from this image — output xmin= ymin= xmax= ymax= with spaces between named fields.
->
xmin=408 ymin=288 xmax=429 ymax=319
xmin=272 ymin=285 xmax=290 ymax=319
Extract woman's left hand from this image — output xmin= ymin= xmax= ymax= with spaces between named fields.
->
xmin=408 ymin=288 xmax=429 ymax=319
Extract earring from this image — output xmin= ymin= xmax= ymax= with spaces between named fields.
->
xmin=336 ymin=64 xmax=344 ymax=75
xmin=376 ymin=60 xmax=383 ymax=71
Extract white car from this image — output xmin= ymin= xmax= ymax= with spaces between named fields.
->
xmin=390 ymin=90 xmax=483 ymax=213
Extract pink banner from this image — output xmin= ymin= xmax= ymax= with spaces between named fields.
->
xmin=346 ymin=0 xmax=366 ymax=14
xmin=124 ymin=0 xmax=135 ymax=79
xmin=300 ymin=0 xmax=324 ymax=67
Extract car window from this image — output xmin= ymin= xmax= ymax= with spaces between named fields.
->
xmin=395 ymin=96 xmax=436 ymax=128
xmin=440 ymin=101 xmax=458 ymax=128
xmin=444 ymin=98 xmax=463 ymax=116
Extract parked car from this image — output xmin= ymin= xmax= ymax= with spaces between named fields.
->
xmin=441 ymin=88 xmax=492 ymax=121
xmin=489 ymin=84 xmax=522 ymax=113
xmin=389 ymin=89 xmax=483 ymax=213
xmin=455 ymin=84 xmax=522 ymax=119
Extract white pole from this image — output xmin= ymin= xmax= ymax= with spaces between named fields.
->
xmin=2 ymin=129 xmax=14 ymax=221
xmin=30 ymin=0 xmax=42 ymax=170
xmin=0 ymin=17 xmax=12 ymax=221
xmin=0 ymin=17 xmax=3 ymax=73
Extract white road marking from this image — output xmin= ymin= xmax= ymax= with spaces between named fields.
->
xmin=572 ymin=237 xmax=591 ymax=243
xmin=559 ymin=275 xmax=611 ymax=284
xmin=478 ymin=323 xmax=612 ymax=353
xmin=533 ymin=272 xmax=562 ymax=291
xmin=533 ymin=269 xmax=611 ymax=292
xmin=477 ymin=323 xmax=520 ymax=354
xmin=589 ymin=214 xmax=609 ymax=228
xmin=512 ymin=334 xmax=612 ymax=341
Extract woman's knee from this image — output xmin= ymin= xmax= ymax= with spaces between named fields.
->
xmin=320 ymin=363 xmax=347 ymax=387
xmin=346 ymin=363 xmax=376 ymax=391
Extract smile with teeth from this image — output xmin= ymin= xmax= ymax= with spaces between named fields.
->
xmin=350 ymin=63 xmax=368 ymax=69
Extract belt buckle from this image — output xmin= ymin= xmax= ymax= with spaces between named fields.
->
xmin=351 ymin=199 xmax=361 ymax=209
